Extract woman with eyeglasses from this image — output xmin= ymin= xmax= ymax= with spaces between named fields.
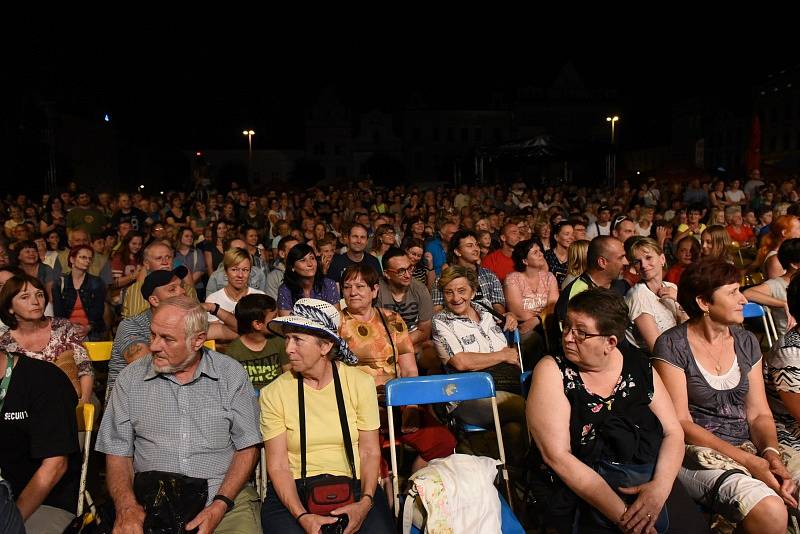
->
xmin=624 ymin=238 xmax=688 ymax=353
xmin=205 ymin=247 xmax=265 ymax=321
xmin=369 ymin=224 xmax=396 ymax=267
xmin=654 ymin=259 xmax=798 ymax=533
xmin=528 ymin=288 xmax=686 ymax=534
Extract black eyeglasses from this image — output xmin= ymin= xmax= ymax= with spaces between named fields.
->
xmin=385 ymin=267 xmax=412 ymax=277
xmin=562 ymin=324 xmax=607 ymax=343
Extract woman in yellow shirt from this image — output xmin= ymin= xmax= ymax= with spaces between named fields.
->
xmin=260 ymin=298 xmax=393 ymax=533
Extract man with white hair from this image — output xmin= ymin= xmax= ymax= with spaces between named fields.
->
xmin=97 ymin=296 xmax=262 ymax=533
xmin=121 ymin=241 xmax=197 ymax=318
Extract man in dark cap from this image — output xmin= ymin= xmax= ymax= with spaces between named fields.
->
xmin=106 ymin=266 xmax=237 ymax=393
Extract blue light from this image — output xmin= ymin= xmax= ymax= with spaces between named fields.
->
xmin=104 ymin=114 xmax=110 ymax=122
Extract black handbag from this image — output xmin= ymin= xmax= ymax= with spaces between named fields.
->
xmin=298 ymin=362 xmax=357 ymax=517
xmin=132 ymin=471 xmax=208 ymax=534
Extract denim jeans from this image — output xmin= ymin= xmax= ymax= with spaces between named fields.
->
xmin=0 ymin=480 xmax=25 ymax=534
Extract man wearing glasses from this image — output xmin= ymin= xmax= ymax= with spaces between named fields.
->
xmin=378 ymin=247 xmax=435 ymax=369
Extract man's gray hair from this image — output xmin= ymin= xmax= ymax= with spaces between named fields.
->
xmin=144 ymin=240 xmax=173 ymax=260
xmin=157 ymin=295 xmax=208 ymax=341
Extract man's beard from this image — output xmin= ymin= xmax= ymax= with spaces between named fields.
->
xmin=152 ymin=350 xmax=199 ymax=374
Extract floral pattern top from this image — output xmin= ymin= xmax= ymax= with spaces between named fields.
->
xmin=0 ymin=317 xmax=93 ymax=378
xmin=554 ymin=346 xmax=662 ymax=464
xmin=340 ymin=308 xmax=414 ymax=386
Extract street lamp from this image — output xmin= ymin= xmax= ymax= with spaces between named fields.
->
xmin=242 ymin=130 xmax=255 ymax=160
xmin=605 ymin=116 xmax=619 ymax=189
xmin=606 ymin=116 xmax=619 ymax=144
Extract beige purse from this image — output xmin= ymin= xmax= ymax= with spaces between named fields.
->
xmin=53 ymin=350 xmax=81 ymax=397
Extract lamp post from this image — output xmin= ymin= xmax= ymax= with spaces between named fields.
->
xmin=605 ymin=116 xmax=619 ymax=188
xmin=242 ymin=130 xmax=255 ymax=160
xmin=606 ymin=116 xmax=619 ymax=144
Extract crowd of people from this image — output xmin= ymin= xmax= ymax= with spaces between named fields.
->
xmin=2 ymin=168 xmax=800 ymax=532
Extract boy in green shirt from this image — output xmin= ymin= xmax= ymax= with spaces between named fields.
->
xmin=226 ymin=294 xmax=289 ymax=389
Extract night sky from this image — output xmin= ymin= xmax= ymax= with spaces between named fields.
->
xmin=9 ymin=23 xmax=798 ymax=154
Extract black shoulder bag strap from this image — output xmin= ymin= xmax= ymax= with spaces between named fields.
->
xmin=376 ymin=307 xmax=399 ymax=378
xmin=298 ymin=362 xmax=357 ymax=490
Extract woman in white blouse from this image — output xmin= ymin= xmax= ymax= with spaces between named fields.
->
xmin=624 ymin=237 xmax=688 ymax=352
xmin=431 ymin=266 xmax=525 ymax=465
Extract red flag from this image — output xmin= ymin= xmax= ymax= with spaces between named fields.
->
xmin=745 ymin=114 xmax=761 ymax=171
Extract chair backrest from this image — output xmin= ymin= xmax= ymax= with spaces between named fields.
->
xmin=743 ymin=302 xmax=765 ymax=319
xmin=84 ymin=341 xmax=112 ymax=362
xmin=77 ymin=403 xmax=95 ymax=434
xmin=385 ymin=372 xmax=495 ymax=407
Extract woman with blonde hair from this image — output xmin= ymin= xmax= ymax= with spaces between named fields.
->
xmin=700 ymin=225 xmax=733 ymax=263
xmin=707 ymin=208 xmax=727 ymax=227
xmin=624 ymin=237 xmax=687 ymax=353
xmin=561 ymin=240 xmax=589 ymax=290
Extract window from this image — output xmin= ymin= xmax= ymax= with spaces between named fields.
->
xmin=474 ymin=127 xmax=483 ymax=142
xmin=313 ymin=143 xmax=325 ymax=156
xmin=461 ymin=128 xmax=469 ymax=142
xmin=412 ymin=128 xmax=421 ymax=142
xmin=334 ymin=144 xmax=342 ymax=156
xmin=493 ymin=128 xmax=502 ymax=141
xmin=373 ymin=131 xmax=381 ymax=144
xmin=447 ymin=127 xmax=455 ymax=142
xmin=432 ymin=127 xmax=440 ymax=141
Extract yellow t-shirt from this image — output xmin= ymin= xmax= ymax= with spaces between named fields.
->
xmin=259 ymin=362 xmax=380 ymax=479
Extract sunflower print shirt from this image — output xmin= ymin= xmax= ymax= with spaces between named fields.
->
xmin=340 ymin=308 xmax=414 ymax=386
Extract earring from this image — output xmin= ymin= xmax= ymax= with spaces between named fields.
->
xmin=703 ymin=309 xmax=710 ymax=317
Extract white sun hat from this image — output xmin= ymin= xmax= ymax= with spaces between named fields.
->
xmin=268 ymin=298 xmax=358 ymax=364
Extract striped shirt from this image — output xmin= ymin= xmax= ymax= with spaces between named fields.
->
xmin=107 ymin=310 xmax=152 ymax=392
xmin=96 ymin=349 xmax=261 ymax=504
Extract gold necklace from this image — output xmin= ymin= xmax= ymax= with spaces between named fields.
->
xmin=691 ymin=326 xmax=727 ymax=374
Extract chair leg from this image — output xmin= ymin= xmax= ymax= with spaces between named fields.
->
xmin=761 ymin=315 xmax=773 ymax=348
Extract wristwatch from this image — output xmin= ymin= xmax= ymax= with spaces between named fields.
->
xmin=213 ymin=494 xmax=234 ymax=513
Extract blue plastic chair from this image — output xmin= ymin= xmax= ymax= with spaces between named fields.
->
xmin=445 ymin=330 xmax=525 ymax=434
xmin=385 ymin=373 xmax=512 ymax=513
xmin=742 ymin=302 xmax=776 ymax=347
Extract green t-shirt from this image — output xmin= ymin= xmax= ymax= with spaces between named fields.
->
xmin=225 ymin=336 xmax=288 ymax=389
